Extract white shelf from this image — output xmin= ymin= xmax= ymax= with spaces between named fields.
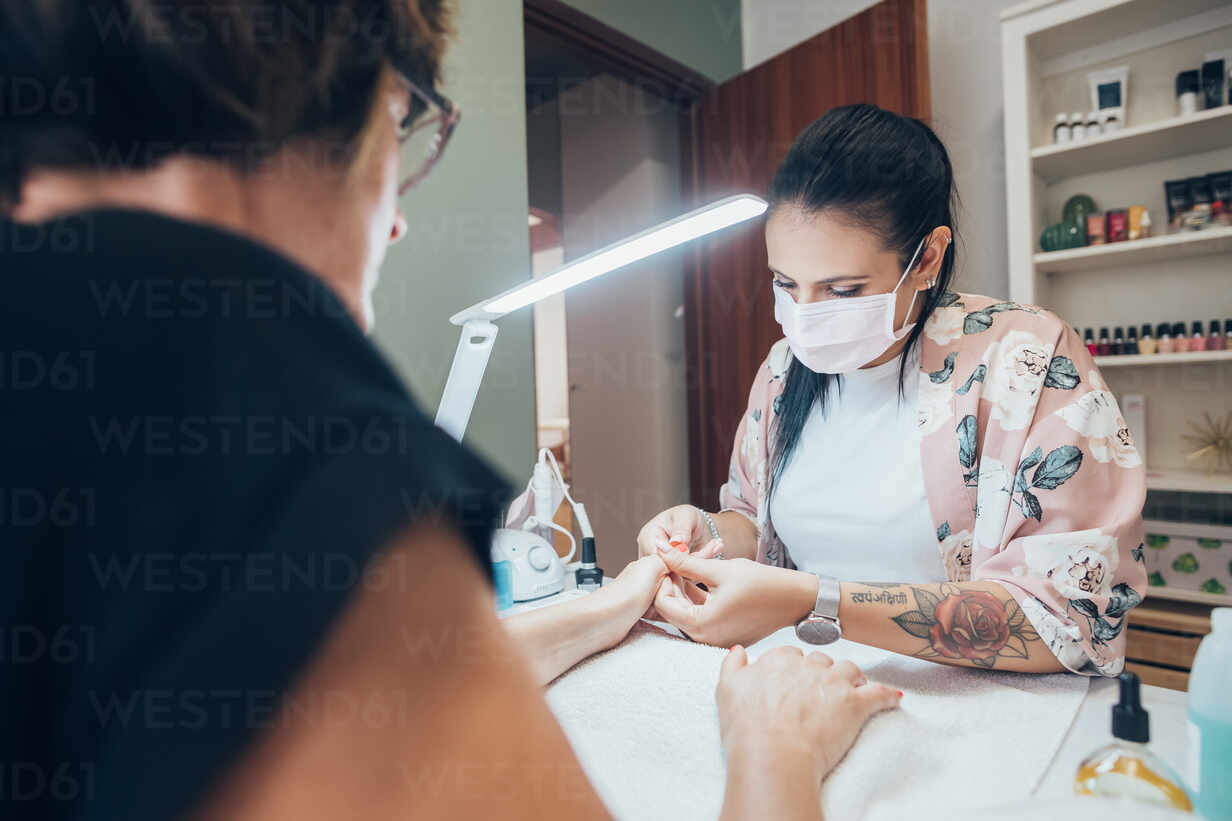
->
xmin=1095 ymin=350 xmax=1232 ymax=367
xmin=1033 ymin=225 xmax=1232 ymax=273
xmin=1145 ymin=468 xmax=1232 ymax=494
xmin=1032 ymin=103 xmax=1232 ymax=182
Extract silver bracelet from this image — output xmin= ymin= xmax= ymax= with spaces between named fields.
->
xmin=697 ymin=508 xmax=722 ymax=550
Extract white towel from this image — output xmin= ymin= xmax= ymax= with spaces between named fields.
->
xmin=546 ymin=623 xmax=1089 ymax=821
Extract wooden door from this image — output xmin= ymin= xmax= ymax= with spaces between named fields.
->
xmin=682 ymin=0 xmax=930 ymax=509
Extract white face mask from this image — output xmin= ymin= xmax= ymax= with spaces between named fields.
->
xmin=772 ymin=236 xmax=929 ymax=374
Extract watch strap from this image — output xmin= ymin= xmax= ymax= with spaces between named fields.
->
xmin=812 ymin=573 xmax=841 ymax=620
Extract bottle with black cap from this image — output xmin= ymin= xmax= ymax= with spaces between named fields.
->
xmin=1074 ymin=672 xmax=1193 ymax=809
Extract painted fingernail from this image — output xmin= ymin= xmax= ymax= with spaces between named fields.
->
xmin=896 ymin=690 xmax=904 ymax=698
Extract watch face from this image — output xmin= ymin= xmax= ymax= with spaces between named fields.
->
xmin=795 ymin=617 xmax=841 ymax=645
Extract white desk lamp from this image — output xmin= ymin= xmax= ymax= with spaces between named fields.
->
xmin=434 ymin=193 xmax=768 ymax=598
xmin=434 ymin=193 xmax=768 ymax=441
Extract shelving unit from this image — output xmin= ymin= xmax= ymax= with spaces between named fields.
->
xmin=1145 ymin=467 xmax=1232 ymax=493
xmin=1095 ymin=349 xmax=1232 ymax=367
xmin=1002 ymin=0 xmax=1232 ymax=491
xmin=1002 ymin=1 xmax=1232 ymax=680
xmin=1031 ymin=105 xmax=1232 ymax=181
xmin=1035 ymin=225 xmax=1232 ymax=273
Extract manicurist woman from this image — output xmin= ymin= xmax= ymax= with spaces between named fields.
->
xmin=640 ymin=105 xmax=1147 ymax=676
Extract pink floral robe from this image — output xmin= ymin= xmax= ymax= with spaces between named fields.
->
xmin=719 ymin=292 xmax=1147 ymax=676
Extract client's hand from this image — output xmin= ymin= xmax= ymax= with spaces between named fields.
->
xmin=652 ymin=548 xmax=818 ymax=647
xmin=598 ymin=555 xmax=669 ymax=635
xmin=716 ymin=646 xmax=901 ymax=816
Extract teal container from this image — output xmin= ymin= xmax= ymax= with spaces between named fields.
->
xmin=491 ymin=546 xmax=514 ymax=611
xmin=1189 ymin=607 xmax=1232 ymax=819
xmin=1189 ymin=709 xmax=1232 ymax=819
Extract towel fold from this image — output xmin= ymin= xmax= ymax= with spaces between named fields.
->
xmin=546 ymin=623 xmax=1089 ymax=821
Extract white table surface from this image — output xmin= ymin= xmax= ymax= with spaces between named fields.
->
xmin=508 ymin=578 xmax=1191 ymax=799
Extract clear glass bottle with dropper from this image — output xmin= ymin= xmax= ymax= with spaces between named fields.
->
xmin=1074 ymin=672 xmax=1192 ymax=811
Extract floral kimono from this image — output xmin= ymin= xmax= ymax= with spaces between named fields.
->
xmin=720 ymin=292 xmax=1147 ymax=676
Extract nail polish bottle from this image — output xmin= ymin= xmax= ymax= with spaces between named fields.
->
xmin=1112 ymin=327 xmax=1125 ymax=355
xmin=1157 ymin=323 xmax=1174 ymax=354
xmin=1191 ymin=321 xmax=1208 ymax=352
xmin=1173 ymin=323 xmax=1188 ymax=353
xmin=1138 ymin=324 xmax=1157 ymax=355
xmin=1208 ymin=320 xmax=1225 ymax=352
xmin=1097 ymin=327 xmax=1112 ymax=356
xmin=1125 ymin=326 xmax=1140 ymax=355
xmin=1225 ymin=319 xmax=1232 ymax=349
xmin=1084 ymin=328 xmax=1097 ymax=356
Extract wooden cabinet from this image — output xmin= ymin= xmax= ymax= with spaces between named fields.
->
xmin=1126 ymin=598 xmax=1212 ymax=690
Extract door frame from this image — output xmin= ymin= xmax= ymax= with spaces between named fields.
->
xmin=524 ymin=0 xmax=713 ymax=104
xmin=522 ymin=0 xmax=715 ymax=501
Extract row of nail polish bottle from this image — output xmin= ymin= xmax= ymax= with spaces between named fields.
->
xmin=1083 ymin=321 xmax=1232 ymax=356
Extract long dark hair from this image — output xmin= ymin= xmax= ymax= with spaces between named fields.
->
xmin=768 ymin=104 xmax=959 ymax=488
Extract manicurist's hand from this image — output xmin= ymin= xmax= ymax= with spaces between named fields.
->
xmin=652 ymin=548 xmax=818 ymax=647
xmin=636 ymin=504 xmax=723 ymax=558
xmin=716 ymin=645 xmax=901 ymax=821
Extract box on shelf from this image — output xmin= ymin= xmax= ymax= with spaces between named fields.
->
xmin=1142 ymin=519 xmax=1232 ymax=603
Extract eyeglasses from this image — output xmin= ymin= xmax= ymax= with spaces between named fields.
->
xmin=396 ymin=75 xmax=461 ymax=195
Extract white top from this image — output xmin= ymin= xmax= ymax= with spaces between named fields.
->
xmin=768 ymin=350 xmax=945 ymax=582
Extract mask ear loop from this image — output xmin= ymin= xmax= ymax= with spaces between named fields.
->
xmin=888 ymin=235 xmax=930 ymax=339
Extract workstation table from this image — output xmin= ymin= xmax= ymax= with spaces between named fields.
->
xmin=510 ymin=577 xmax=1190 ymax=801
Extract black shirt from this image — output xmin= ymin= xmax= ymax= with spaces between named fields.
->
xmin=0 ymin=210 xmax=509 ymax=820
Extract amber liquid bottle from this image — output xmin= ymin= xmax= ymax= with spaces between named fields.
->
xmin=1074 ymin=673 xmax=1192 ymax=811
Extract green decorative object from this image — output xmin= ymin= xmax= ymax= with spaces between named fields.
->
xmin=1146 ymin=534 xmax=1170 ymax=549
xmin=1062 ymin=194 xmax=1098 ymax=227
xmin=1148 ymin=571 xmax=1166 ymax=586
xmin=1040 ymin=224 xmax=1062 ymax=252
xmin=1201 ymin=578 xmax=1228 ymax=595
xmin=1173 ymin=553 xmax=1200 ymax=573
xmin=1059 ymin=220 xmax=1086 ymax=249
xmin=1198 ymin=538 xmax=1223 ymax=550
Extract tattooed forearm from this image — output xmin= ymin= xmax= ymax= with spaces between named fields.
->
xmin=838 ymin=581 xmax=1062 ymax=672
xmin=850 ymin=590 xmax=909 ymax=606
xmin=890 ymin=584 xmax=1040 ymax=669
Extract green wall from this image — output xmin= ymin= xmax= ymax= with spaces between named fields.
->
xmin=561 ymin=0 xmax=743 ymax=82
xmin=372 ymin=0 xmax=536 ymax=484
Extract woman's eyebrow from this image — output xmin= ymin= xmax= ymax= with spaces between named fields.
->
xmin=769 ymin=267 xmax=871 ymax=284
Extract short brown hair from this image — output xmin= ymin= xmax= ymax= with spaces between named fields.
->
xmin=0 ymin=0 xmax=453 ymax=207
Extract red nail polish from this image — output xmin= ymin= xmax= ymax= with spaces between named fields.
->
xmin=897 ymin=690 xmax=904 ymax=698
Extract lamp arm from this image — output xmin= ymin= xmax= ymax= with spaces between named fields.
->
xmin=434 ymin=319 xmax=499 ymax=442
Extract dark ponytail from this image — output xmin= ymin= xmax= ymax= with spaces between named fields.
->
xmin=767 ymin=104 xmax=959 ymax=488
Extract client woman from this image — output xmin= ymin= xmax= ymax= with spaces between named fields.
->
xmin=641 ymin=105 xmax=1146 ymax=677
xmin=2 ymin=3 xmax=895 ymax=820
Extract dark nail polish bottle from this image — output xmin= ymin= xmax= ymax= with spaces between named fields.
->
xmin=1097 ymin=327 xmax=1111 ymax=356
xmin=1125 ymin=326 xmax=1139 ymax=355
xmin=1112 ymin=326 xmax=1125 ymax=355
xmin=1208 ymin=320 xmax=1224 ymax=352
xmin=1084 ymin=328 xmax=1097 ymax=356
